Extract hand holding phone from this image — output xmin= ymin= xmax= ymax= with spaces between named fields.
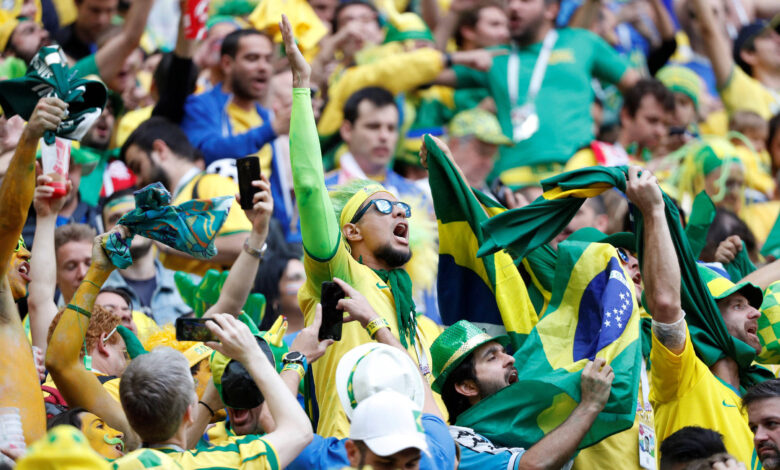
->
xmin=176 ymin=317 xmax=220 ymax=342
xmin=237 ymin=157 xmax=261 ymax=210
xmin=319 ymin=281 xmax=345 ymax=341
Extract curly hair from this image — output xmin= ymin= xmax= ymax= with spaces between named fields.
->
xmin=47 ymin=304 xmax=121 ymax=357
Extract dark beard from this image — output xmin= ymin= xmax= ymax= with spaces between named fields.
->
xmin=129 ymin=240 xmax=153 ymax=259
xmin=230 ymin=74 xmax=256 ymax=102
xmin=374 ymin=243 xmax=412 ymax=268
xmin=147 ymin=163 xmax=171 ymax=191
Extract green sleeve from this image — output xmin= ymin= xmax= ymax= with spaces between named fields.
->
xmin=290 ymin=88 xmax=340 ymax=260
xmin=72 ymin=54 xmax=100 ymax=78
xmin=588 ymin=30 xmax=631 ymax=86
xmin=453 ymin=64 xmax=488 ymax=90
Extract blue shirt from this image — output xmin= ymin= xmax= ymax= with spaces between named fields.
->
xmin=287 ymin=414 xmax=456 ymax=470
xmin=451 ymin=425 xmax=526 ymax=470
xmin=103 ymin=258 xmax=191 ymax=326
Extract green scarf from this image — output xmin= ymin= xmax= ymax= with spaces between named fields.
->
xmin=372 ymin=268 xmax=417 ymax=349
xmin=477 ymin=165 xmax=772 ymax=388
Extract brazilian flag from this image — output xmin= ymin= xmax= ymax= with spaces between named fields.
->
xmin=456 ymin=241 xmax=641 ymax=449
xmin=477 ymin=165 xmax=772 ymax=387
xmin=424 ymin=135 xmax=537 ymax=347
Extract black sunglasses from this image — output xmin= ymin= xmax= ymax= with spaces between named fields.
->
xmin=350 ymin=199 xmax=412 ymax=224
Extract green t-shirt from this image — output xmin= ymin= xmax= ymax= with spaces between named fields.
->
xmin=454 ymin=28 xmax=630 ymax=180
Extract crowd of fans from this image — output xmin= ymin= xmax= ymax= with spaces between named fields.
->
xmin=0 ymin=0 xmax=780 ymax=468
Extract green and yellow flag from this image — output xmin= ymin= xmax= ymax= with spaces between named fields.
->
xmin=424 ymin=135 xmax=537 ymax=347
xmin=477 ymin=165 xmax=772 ymax=387
xmin=456 ymin=240 xmax=641 ymax=449
xmin=758 ymin=281 xmax=780 ymax=365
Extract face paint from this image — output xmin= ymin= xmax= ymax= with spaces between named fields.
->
xmin=7 ymin=239 xmax=31 ymax=301
xmin=79 ymin=412 xmax=125 ymax=459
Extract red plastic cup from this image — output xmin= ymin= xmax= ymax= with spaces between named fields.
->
xmin=40 ymin=137 xmax=71 ymax=198
xmin=183 ymin=0 xmax=209 ymax=40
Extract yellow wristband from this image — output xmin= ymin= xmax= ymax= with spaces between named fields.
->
xmin=366 ymin=318 xmax=390 ymax=339
xmin=282 ymin=363 xmax=305 ymax=381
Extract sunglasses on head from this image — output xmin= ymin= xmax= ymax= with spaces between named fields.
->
xmin=350 ymin=199 xmax=412 ymax=224
xmin=15 ymin=237 xmax=26 ymax=253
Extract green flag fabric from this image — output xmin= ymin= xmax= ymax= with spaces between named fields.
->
xmin=424 ymin=135 xmax=537 ymax=347
xmin=0 ymin=46 xmax=106 ymax=144
xmin=685 ymin=191 xmax=717 ymax=259
xmin=477 ymin=165 xmax=770 ymax=387
xmin=455 ymin=241 xmax=641 ymax=449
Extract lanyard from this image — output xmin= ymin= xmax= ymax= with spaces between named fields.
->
xmin=508 ymin=29 xmax=558 ymax=109
xmin=639 ymin=359 xmax=651 ymax=412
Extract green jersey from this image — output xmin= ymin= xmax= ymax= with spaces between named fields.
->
xmin=454 ymin=28 xmax=631 ymax=183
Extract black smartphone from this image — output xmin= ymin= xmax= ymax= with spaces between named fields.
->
xmin=176 ymin=317 xmax=219 ymax=342
xmin=319 ymin=281 xmax=345 ymax=341
xmin=237 ymin=156 xmax=261 ymax=210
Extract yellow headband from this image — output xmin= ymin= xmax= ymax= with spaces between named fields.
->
xmin=339 ymin=183 xmax=390 ymax=227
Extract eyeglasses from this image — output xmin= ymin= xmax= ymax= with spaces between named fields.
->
xmin=350 ymin=199 xmax=411 ymax=224
xmin=616 ymin=248 xmax=631 ymax=264
xmin=15 ymin=237 xmax=25 ymax=253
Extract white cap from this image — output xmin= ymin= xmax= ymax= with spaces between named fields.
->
xmin=336 ymin=343 xmax=424 ymax=419
xmin=349 ymin=390 xmax=429 ymax=457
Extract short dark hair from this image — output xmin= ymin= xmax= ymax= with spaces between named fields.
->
xmin=743 ymin=378 xmax=780 ymax=408
xmin=623 ymin=78 xmax=675 ymax=118
xmin=220 ymin=28 xmax=270 ymax=59
xmin=47 ymin=407 xmax=87 ymax=430
xmin=332 ymin=0 xmax=379 ymax=33
xmin=454 ymin=1 xmax=507 ymax=48
xmin=659 ymin=426 xmax=727 ymax=470
xmin=768 ymin=112 xmax=780 ymax=176
xmin=343 ymin=87 xmax=396 ymax=124
xmin=120 ymin=117 xmax=199 ymax=163
xmin=98 ymin=287 xmax=134 ymax=311
xmin=154 ymin=52 xmax=198 ymax=98
xmin=441 ymin=354 xmax=477 ymax=424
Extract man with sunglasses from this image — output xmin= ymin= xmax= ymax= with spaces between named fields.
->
xmin=283 ymin=18 xmax=444 ymax=439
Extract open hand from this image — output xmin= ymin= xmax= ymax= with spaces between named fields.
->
xmin=290 ymin=304 xmax=335 ymax=363
xmin=280 ymin=14 xmax=311 ymax=88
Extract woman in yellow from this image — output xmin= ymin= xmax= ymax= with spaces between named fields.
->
xmin=285 ymin=19 xmax=442 ymax=439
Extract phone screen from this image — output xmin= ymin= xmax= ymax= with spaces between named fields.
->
xmin=319 ymin=281 xmax=345 ymax=341
xmin=176 ymin=317 xmax=219 ymax=343
xmin=237 ymin=157 xmax=261 ymax=210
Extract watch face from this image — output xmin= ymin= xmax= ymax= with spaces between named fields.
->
xmin=284 ymin=352 xmax=304 ymax=363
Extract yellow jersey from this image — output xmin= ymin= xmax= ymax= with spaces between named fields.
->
xmin=160 ymin=172 xmax=252 ymax=276
xmin=112 ymin=435 xmax=279 ymax=469
xmin=226 ymin=103 xmax=273 ymax=177
xmin=298 ymin=238 xmax=444 ymax=438
xmin=720 ymin=66 xmax=780 ymax=120
xmin=650 ymin=326 xmax=755 ymax=465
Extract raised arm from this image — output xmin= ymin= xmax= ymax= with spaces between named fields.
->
xmin=741 ymin=258 xmax=780 ymax=291
xmin=45 ymin=228 xmax=141 ymax=450
xmin=518 ymin=359 xmax=613 ymax=470
xmin=690 ymin=0 xmax=734 ymax=88
xmin=0 ymin=98 xmax=66 ymax=281
xmin=625 ymin=167 xmax=684 ymax=353
xmin=204 ymin=176 xmax=273 ymax=317
xmin=28 ymin=174 xmax=72 ymax=353
xmin=93 ymin=0 xmax=154 ymax=86
xmin=282 ymin=15 xmax=341 ymax=259
xmin=206 ymin=313 xmax=313 ymax=468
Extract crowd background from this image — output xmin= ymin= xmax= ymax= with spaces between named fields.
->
xmin=1 ymin=0 xmax=780 ymax=468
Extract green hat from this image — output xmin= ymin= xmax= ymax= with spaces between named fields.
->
xmin=567 ymin=227 xmax=636 ymax=253
xmin=210 ymin=336 xmax=275 ymax=409
xmin=697 ymin=264 xmax=763 ymax=310
xmin=656 ymin=65 xmax=701 ymax=111
xmin=449 ymin=109 xmax=513 ymax=146
xmin=430 ymin=320 xmax=509 ymax=393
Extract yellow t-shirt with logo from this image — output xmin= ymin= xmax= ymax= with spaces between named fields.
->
xmin=650 ymin=326 xmax=755 ymax=465
xmin=112 ymin=435 xmax=279 ymax=469
xmin=298 ymin=238 xmax=444 ymax=438
xmin=226 ymin=103 xmax=273 ymax=177
xmin=720 ymin=66 xmax=780 ymax=120
xmin=159 ymin=173 xmax=252 ymax=277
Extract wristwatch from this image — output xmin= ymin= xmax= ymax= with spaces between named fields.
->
xmin=243 ymin=240 xmax=267 ymax=260
xmin=282 ymin=351 xmax=308 ymax=373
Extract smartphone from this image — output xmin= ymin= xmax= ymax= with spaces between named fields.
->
xmin=237 ymin=156 xmax=261 ymax=210
xmin=319 ymin=281 xmax=345 ymax=341
xmin=176 ymin=317 xmax=219 ymax=342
